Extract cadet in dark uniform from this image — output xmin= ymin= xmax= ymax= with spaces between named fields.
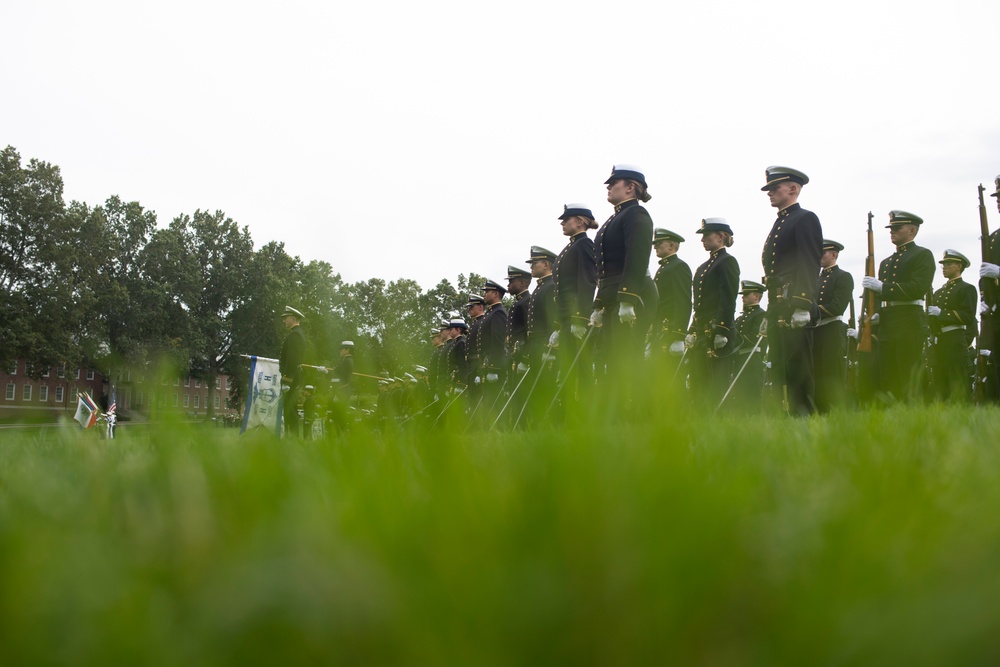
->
xmin=726 ymin=280 xmax=767 ymax=412
xmin=427 ymin=322 xmax=450 ymax=399
xmin=478 ymin=278 xmax=509 ymax=393
xmin=464 ymin=294 xmax=486 ymax=385
xmin=446 ymin=318 xmax=470 ymax=389
xmin=862 ymin=210 xmax=936 ymax=402
xmin=930 ymin=250 xmax=977 ymax=401
xmin=979 ymin=175 xmax=1000 ymax=400
xmin=685 ymin=219 xmax=740 ymax=407
xmin=506 ymin=265 xmax=532 ymax=373
xmin=552 ymin=204 xmax=598 ymax=401
xmin=760 ymin=166 xmax=823 ymax=416
xmin=810 ymin=240 xmax=855 ymax=413
xmin=591 ymin=165 xmax=656 ymax=406
xmin=525 ymin=246 xmax=557 ymax=367
xmin=301 ymin=385 xmax=318 ymax=439
xmin=279 ymin=306 xmax=306 ymax=438
xmin=652 ymin=228 xmax=693 ymax=363
xmin=333 ymin=341 xmax=354 ymax=400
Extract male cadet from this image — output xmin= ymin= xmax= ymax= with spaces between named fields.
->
xmin=333 ymin=341 xmax=354 ymax=400
xmin=279 ymin=306 xmax=307 ymax=437
xmin=979 ymin=175 xmax=1000 ymax=400
xmin=446 ymin=318 xmax=470 ymax=389
xmin=652 ymin=228 xmax=692 ymax=363
xmin=427 ymin=322 xmax=449 ymax=398
xmin=760 ymin=166 xmax=823 ymax=416
xmin=861 ymin=210 xmax=936 ymax=402
xmin=930 ymin=250 xmax=977 ymax=401
xmin=478 ymin=279 xmax=509 ymax=396
xmin=525 ymin=246 xmax=558 ymax=367
xmin=465 ymin=294 xmax=487 ymax=384
xmin=810 ymin=240 xmax=855 ymax=413
xmin=506 ymin=265 xmax=532 ymax=372
xmin=552 ymin=204 xmax=598 ymax=402
xmin=727 ymin=280 xmax=767 ymax=411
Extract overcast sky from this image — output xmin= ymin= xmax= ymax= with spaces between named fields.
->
xmin=4 ymin=0 xmax=999 ymax=307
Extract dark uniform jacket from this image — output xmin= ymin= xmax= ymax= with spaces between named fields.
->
xmin=980 ymin=230 xmax=999 ymax=348
xmin=427 ymin=342 xmax=447 ymax=395
xmin=654 ymin=254 xmax=693 ymax=337
xmin=553 ymin=232 xmax=596 ymax=328
xmin=447 ymin=335 xmax=468 ymax=387
xmin=507 ymin=290 xmax=531 ymax=365
xmin=815 ymin=264 xmax=854 ymax=322
xmin=594 ymin=199 xmax=654 ymax=309
xmin=761 ymin=203 xmax=823 ymax=316
xmin=466 ymin=314 xmax=485 ymax=367
xmin=526 ymin=274 xmax=556 ymax=360
xmin=690 ymin=249 xmax=740 ymax=354
xmin=876 ymin=241 xmax=935 ymax=310
xmin=734 ymin=304 xmax=767 ymax=354
xmin=477 ymin=302 xmax=509 ymax=373
xmin=333 ymin=353 xmax=354 ymax=395
xmin=279 ymin=325 xmax=306 ymax=386
xmin=931 ymin=277 xmax=977 ymax=336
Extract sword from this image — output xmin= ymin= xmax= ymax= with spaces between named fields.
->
xmin=716 ymin=334 xmax=764 ymax=414
xmin=542 ymin=327 xmax=594 ymax=420
xmin=513 ymin=342 xmax=556 ymax=430
xmin=430 ymin=387 xmax=466 ymax=427
xmin=491 ymin=366 xmax=532 ymax=431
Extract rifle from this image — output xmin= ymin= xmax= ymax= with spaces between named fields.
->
xmin=858 ymin=212 xmax=877 ymax=353
xmin=846 ymin=297 xmax=858 ymax=394
xmin=976 ymin=184 xmax=994 ymax=402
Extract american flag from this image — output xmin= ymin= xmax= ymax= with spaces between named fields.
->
xmin=108 ymin=387 xmax=117 ymax=416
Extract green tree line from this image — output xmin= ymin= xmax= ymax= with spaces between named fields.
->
xmin=1 ymin=146 xmax=483 ymax=416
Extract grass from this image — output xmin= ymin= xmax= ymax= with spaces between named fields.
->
xmin=3 ymin=406 xmax=1000 ymax=665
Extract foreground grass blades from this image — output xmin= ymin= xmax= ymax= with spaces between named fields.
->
xmin=3 ymin=407 xmax=1000 ymax=665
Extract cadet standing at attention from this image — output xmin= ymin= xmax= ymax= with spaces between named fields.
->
xmin=591 ymin=165 xmax=656 ymax=411
xmin=929 ymin=250 xmax=977 ymax=401
xmin=651 ymin=228 xmax=693 ymax=370
xmin=760 ymin=166 xmax=823 ymax=416
xmin=810 ymin=240 xmax=854 ymax=412
xmin=862 ymin=210 xmax=936 ymax=402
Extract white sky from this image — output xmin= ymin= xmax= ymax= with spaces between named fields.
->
xmin=4 ymin=0 xmax=999 ymax=307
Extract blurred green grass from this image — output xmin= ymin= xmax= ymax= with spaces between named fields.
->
xmin=3 ymin=407 xmax=1000 ymax=666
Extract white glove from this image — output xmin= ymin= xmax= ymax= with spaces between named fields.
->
xmin=571 ymin=322 xmax=586 ymax=339
xmin=486 ymin=373 xmax=498 ymax=383
xmin=862 ymin=276 xmax=883 ymax=293
xmin=684 ymin=333 xmax=697 ymax=349
xmin=758 ymin=318 xmax=769 ymax=336
xmin=589 ymin=309 xmax=604 ymax=328
xmin=542 ymin=352 xmax=556 ymax=364
xmin=619 ymin=302 xmax=636 ymax=324
xmin=981 ymin=262 xmax=1000 ymax=279
xmin=980 ymin=348 xmax=992 ymax=357
xmin=516 ymin=362 xmax=529 ymax=374
xmin=790 ymin=308 xmax=810 ymax=328
xmin=474 ymin=376 xmax=481 ymax=385
xmin=846 ymin=328 xmax=859 ymax=339
xmin=669 ymin=340 xmax=685 ymax=355
xmin=870 ymin=313 xmax=879 ymax=326
xmin=927 ymin=306 xmax=941 ymax=317
xmin=549 ymin=330 xmax=560 ymax=347
xmin=981 ymin=301 xmax=992 ymax=315
xmin=713 ymin=335 xmax=727 ymax=349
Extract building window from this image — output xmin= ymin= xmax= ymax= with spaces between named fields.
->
xmin=70 ymin=387 xmax=79 ymax=402
xmin=55 ymin=386 xmax=64 ymax=403
xmin=194 ymin=395 xmax=200 ymax=408
xmin=6 ymin=361 xmax=16 ymax=375
xmin=173 ymin=393 xmax=178 ymax=407
xmin=86 ymin=370 xmax=95 ymax=380
xmin=183 ymin=394 xmax=190 ymax=408
xmin=195 ymin=378 xmax=201 ymax=388
xmin=214 ymin=395 xmax=220 ymax=408
xmin=215 ymin=377 xmax=221 ymax=389
xmin=226 ymin=377 xmax=232 ymax=390
xmin=5 ymin=383 xmax=13 ymax=401
xmin=57 ymin=365 xmax=66 ymax=378
xmin=173 ymin=378 xmax=179 ymax=386
xmin=41 ymin=368 xmax=50 ymax=378
xmin=184 ymin=377 xmax=190 ymax=387
xmin=39 ymin=385 xmax=48 ymax=402
xmin=75 ymin=368 xmax=81 ymax=379
xmin=23 ymin=384 xmax=32 ymax=401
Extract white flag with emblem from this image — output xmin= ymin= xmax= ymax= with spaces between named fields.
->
xmin=240 ymin=356 xmax=282 ymax=434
